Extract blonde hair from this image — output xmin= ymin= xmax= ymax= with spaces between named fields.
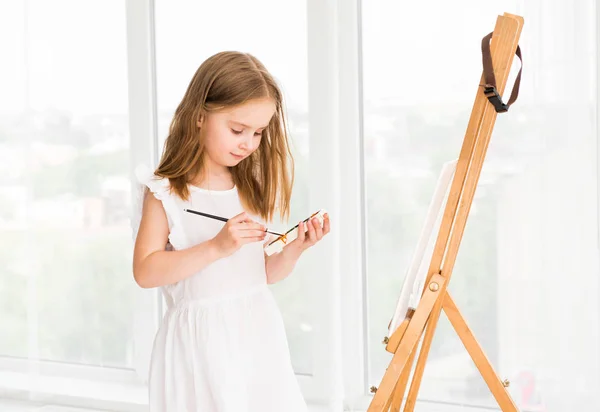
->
xmin=155 ymin=51 xmax=294 ymax=223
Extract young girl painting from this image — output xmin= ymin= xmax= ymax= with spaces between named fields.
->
xmin=132 ymin=51 xmax=330 ymax=411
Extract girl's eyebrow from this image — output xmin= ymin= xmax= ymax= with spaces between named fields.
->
xmin=230 ymin=120 xmax=268 ymax=129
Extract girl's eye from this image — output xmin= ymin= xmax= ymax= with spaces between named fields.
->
xmin=231 ymin=128 xmax=263 ymax=136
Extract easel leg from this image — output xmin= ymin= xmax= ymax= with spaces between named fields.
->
xmin=390 ymin=348 xmax=418 ymax=412
xmin=369 ymin=311 xmax=423 ymax=412
xmin=443 ymin=292 xmax=518 ymax=411
xmin=402 ymin=293 xmax=444 ymax=412
xmin=367 ymin=274 xmax=446 ymax=412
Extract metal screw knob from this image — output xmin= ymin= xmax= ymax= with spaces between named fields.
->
xmin=429 ymin=282 xmax=440 ymax=292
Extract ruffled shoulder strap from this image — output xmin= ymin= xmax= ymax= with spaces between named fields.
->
xmin=130 ymin=164 xmax=187 ymax=249
xmin=134 ymin=164 xmax=171 ymax=201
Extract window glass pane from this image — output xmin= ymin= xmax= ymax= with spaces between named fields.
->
xmin=362 ymin=2 xmax=599 ymax=410
xmin=0 ymin=0 xmax=134 ymax=368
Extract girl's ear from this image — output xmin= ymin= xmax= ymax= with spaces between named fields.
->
xmin=196 ymin=114 xmax=204 ymax=128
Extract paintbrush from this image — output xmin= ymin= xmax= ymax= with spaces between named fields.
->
xmin=183 ymin=208 xmax=284 ymax=237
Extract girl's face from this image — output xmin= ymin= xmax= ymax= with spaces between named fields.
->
xmin=199 ymin=97 xmax=276 ymax=171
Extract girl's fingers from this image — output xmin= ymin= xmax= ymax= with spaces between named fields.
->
xmin=297 ymin=221 xmax=306 ymax=242
xmin=229 ymin=212 xmax=266 ymax=231
xmin=241 ymin=236 xmax=268 ymax=244
xmin=313 ymin=218 xmax=323 ymax=240
xmin=306 ymin=218 xmax=317 ymax=243
xmin=237 ymin=222 xmax=266 ymax=231
xmin=230 ymin=211 xmax=249 ymax=223
xmin=238 ymin=230 xmax=268 ymax=238
xmin=323 ymin=214 xmax=330 ymax=234
xmin=230 ymin=218 xmax=265 ymax=232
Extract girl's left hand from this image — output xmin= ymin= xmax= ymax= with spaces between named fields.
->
xmin=288 ymin=213 xmax=330 ymax=253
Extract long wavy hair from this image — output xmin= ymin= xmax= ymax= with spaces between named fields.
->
xmin=155 ymin=51 xmax=294 ymax=223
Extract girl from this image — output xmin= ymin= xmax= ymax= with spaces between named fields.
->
xmin=132 ymin=51 xmax=330 ymax=411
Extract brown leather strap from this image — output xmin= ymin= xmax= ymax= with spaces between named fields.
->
xmin=481 ymin=31 xmax=522 ymax=113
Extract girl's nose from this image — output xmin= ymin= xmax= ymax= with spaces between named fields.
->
xmin=239 ymin=133 xmax=253 ymax=149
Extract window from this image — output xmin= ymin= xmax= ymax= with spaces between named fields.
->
xmin=362 ymin=1 xmax=600 ymax=410
xmin=0 ymin=0 xmax=150 ymax=406
xmin=0 ymin=0 xmax=134 ymax=366
xmin=2 ymin=2 xmax=598 ymax=411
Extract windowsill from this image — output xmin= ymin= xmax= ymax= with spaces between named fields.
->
xmin=0 ymin=369 xmax=147 ymax=412
xmin=0 ymin=371 xmax=334 ymax=412
xmin=0 ymin=370 xmax=515 ymax=412
xmin=0 ymin=396 xmax=510 ymax=412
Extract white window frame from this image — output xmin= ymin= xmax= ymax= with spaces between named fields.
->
xmin=303 ymin=0 xmax=368 ymax=409
xmin=597 ymin=0 xmax=600 ymax=250
xmin=126 ymin=0 xmax=164 ymax=386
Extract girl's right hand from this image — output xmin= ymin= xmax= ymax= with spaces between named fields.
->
xmin=211 ymin=212 xmax=267 ymax=258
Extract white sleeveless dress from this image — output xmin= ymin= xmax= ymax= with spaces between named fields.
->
xmin=133 ymin=165 xmax=307 ymax=412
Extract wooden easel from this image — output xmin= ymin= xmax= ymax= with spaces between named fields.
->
xmin=368 ymin=13 xmax=524 ymax=412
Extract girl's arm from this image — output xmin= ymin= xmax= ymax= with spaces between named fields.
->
xmin=133 ymin=191 xmax=267 ymax=288
xmin=133 ymin=191 xmax=222 ymax=288
xmin=264 ymin=246 xmax=303 ymax=284
xmin=264 ymin=215 xmax=330 ymax=284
